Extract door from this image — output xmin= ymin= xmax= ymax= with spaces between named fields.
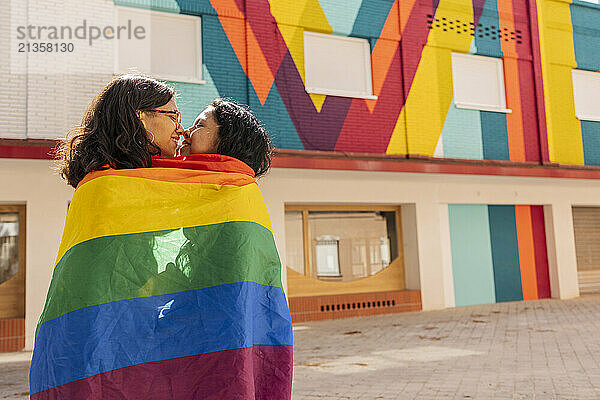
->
xmin=573 ymin=207 xmax=600 ymax=294
xmin=0 ymin=205 xmax=26 ymax=352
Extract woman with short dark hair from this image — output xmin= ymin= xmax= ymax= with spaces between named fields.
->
xmin=181 ymin=98 xmax=273 ymax=178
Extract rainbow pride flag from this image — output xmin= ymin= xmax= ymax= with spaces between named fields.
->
xmin=30 ymin=154 xmax=293 ymax=399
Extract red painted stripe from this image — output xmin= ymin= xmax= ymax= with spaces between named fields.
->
xmin=9 ymin=143 xmax=600 ymax=180
xmin=0 ymin=145 xmax=55 ymax=160
xmin=527 ymin=0 xmax=550 ymax=164
xmin=530 ymin=205 xmax=551 ymax=298
xmin=272 ymin=151 xmax=600 ymax=180
xmin=510 ymin=0 xmax=541 ymax=162
xmin=518 ymin=59 xmax=542 ymax=162
xmin=31 ymin=344 xmax=292 ymax=400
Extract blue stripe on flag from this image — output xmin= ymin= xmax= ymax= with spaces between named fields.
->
xmin=30 ymin=281 xmax=292 ymax=394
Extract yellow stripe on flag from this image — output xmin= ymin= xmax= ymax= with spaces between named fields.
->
xmin=56 ymin=175 xmax=272 ymax=267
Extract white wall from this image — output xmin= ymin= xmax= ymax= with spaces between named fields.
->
xmin=0 ymin=158 xmax=73 ymax=350
xmin=3 ymin=0 xmax=117 ymax=140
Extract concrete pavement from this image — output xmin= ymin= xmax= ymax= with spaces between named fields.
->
xmin=292 ymin=295 xmax=600 ymax=399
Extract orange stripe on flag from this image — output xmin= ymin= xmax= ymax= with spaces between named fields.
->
xmin=515 ymin=205 xmax=539 ymax=300
xmin=79 ymin=168 xmax=254 ymax=188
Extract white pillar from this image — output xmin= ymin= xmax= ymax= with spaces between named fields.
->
xmin=261 ymin=196 xmax=288 ymax=298
xmin=438 ymin=204 xmax=455 ymax=308
xmin=543 ymin=203 xmax=579 ymax=299
xmin=401 ymin=204 xmax=420 ymax=290
xmin=414 ymin=201 xmax=447 ymax=310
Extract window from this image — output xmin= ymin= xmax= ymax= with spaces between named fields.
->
xmin=451 ymin=53 xmax=511 ymax=113
xmin=0 ymin=205 xmax=25 ymax=321
xmin=572 ymin=69 xmax=600 ymax=122
xmin=315 ymin=237 xmax=341 ymax=276
xmin=303 ymin=32 xmax=376 ymax=99
xmin=116 ymin=7 xmax=203 ymax=84
xmin=0 ymin=214 xmax=19 ymax=286
xmin=284 ymin=206 xmax=400 ymax=282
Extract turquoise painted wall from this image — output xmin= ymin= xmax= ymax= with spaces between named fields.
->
xmin=448 ymin=204 xmax=496 ymax=306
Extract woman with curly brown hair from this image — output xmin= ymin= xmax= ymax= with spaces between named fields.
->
xmin=57 ymin=74 xmax=184 ymax=188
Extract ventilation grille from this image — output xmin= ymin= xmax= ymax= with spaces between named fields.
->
xmin=426 ymin=15 xmax=523 ymax=44
xmin=320 ymin=299 xmax=396 ymax=312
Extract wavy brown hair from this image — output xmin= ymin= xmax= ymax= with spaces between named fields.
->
xmin=211 ymin=99 xmax=273 ymax=178
xmin=57 ymin=75 xmax=175 ymax=188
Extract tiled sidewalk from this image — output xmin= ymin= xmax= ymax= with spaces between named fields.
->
xmin=292 ymin=295 xmax=600 ymax=400
xmin=2 ymin=295 xmax=600 ymax=399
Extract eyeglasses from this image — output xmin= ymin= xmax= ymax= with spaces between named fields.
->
xmin=147 ymin=109 xmax=182 ymax=128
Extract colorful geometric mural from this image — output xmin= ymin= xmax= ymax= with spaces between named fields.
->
xmin=113 ymin=0 xmax=552 ymax=161
xmin=448 ymin=204 xmax=551 ymax=307
xmin=114 ymin=0 xmax=599 ymax=166
xmin=536 ymin=0 xmax=600 ymax=166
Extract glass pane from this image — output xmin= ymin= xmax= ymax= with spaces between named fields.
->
xmin=0 ymin=213 xmax=19 ymax=285
xmin=284 ymin=211 xmax=305 ymax=275
xmin=315 ymin=238 xmax=340 ymax=276
xmin=308 ymin=211 xmax=398 ymax=282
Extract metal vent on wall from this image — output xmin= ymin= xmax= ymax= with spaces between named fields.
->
xmin=426 ymin=14 xmax=523 ymax=44
xmin=320 ymin=299 xmax=396 ymax=312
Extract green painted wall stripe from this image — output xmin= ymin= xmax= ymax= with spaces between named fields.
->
xmin=448 ymin=204 xmax=496 ymax=307
xmin=36 ymin=221 xmax=282 ymax=335
xmin=488 ymin=205 xmax=523 ymax=302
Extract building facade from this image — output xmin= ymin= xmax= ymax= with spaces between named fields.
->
xmin=0 ymin=0 xmax=599 ymax=351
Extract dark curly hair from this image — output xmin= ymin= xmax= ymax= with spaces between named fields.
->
xmin=57 ymin=75 xmax=175 ymax=188
xmin=211 ymin=99 xmax=273 ymax=178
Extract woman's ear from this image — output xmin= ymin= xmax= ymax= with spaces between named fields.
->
xmin=137 ymin=110 xmax=148 ymax=130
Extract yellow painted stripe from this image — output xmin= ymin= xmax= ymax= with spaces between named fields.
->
xmin=387 ymin=0 xmax=473 ymax=155
xmin=537 ymin=0 xmax=583 ymax=164
xmin=56 ymin=175 xmax=272 ymax=267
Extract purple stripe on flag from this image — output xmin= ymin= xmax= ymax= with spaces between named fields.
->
xmin=31 ymin=344 xmax=293 ymax=400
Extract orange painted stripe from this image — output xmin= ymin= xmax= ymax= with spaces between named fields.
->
xmin=503 ymin=57 xmax=526 ymax=162
xmin=246 ymin=20 xmax=275 ymax=105
xmin=211 ymin=0 xmax=274 ymax=105
xmin=210 ymin=0 xmax=247 ymax=74
xmin=216 ymin=15 xmax=247 ymax=74
xmin=368 ymin=0 xmax=401 ymax=112
xmin=498 ymin=0 xmax=526 ymax=162
xmin=515 ymin=205 xmax=538 ymax=300
xmin=78 ymin=168 xmax=254 ymax=188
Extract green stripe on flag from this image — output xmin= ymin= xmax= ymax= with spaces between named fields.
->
xmin=36 ymin=221 xmax=282 ymax=336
